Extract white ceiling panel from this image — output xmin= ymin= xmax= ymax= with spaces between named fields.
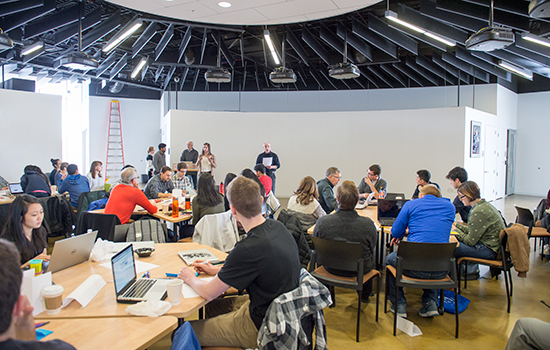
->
xmin=197 ymin=8 xmax=270 ymax=25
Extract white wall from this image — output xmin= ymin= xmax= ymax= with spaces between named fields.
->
xmin=516 ymin=91 xmax=550 ymax=196
xmin=168 ymin=108 xmax=466 ymax=198
xmin=0 ymin=89 xmax=62 ymax=183
xmin=89 ymin=96 xmax=160 ymax=180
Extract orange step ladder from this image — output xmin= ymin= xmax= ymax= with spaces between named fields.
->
xmin=105 ymin=100 xmax=125 ymax=182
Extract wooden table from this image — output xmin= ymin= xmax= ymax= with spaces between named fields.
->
xmin=36 ymin=243 xmax=226 ymax=319
xmin=37 ymin=316 xmax=178 ymax=350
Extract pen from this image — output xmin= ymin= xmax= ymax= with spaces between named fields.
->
xmin=35 ymin=321 xmax=50 ymax=328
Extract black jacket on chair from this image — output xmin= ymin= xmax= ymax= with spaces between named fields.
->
xmin=76 ymin=212 xmax=120 ymax=241
xmin=277 ymin=209 xmax=311 ymax=269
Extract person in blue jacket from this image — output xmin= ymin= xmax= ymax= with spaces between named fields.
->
xmin=58 ymin=164 xmax=90 ymax=207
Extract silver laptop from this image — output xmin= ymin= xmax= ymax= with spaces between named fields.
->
xmin=47 ymin=231 xmax=98 ymax=273
xmin=377 ymin=198 xmax=410 ymax=226
xmin=8 ymin=183 xmax=24 ymax=196
xmin=111 ymin=244 xmax=168 ymax=304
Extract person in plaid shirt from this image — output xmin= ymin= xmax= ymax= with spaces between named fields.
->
xmin=171 ymin=162 xmax=194 ymax=193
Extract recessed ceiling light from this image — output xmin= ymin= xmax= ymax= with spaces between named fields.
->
xmin=218 ymin=2 xmax=232 ymax=8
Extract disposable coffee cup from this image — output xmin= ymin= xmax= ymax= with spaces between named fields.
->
xmin=29 ymin=259 xmax=43 ymax=276
xmin=51 ymin=185 xmax=58 ymax=194
xmin=42 ymin=285 xmax=64 ymax=315
xmin=166 ymin=279 xmax=183 ymax=306
xmin=162 ymin=203 xmax=170 ymax=212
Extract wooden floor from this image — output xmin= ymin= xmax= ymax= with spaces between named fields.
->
xmin=149 ymin=194 xmax=549 ymax=350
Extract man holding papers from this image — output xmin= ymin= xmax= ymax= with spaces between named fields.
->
xmin=255 ymin=142 xmax=280 ymax=193
xmin=178 ymin=176 xmax=300 ymax=348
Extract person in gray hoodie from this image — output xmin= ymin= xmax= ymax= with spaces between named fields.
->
xmin=58 ymin=164 xmax=90 ymax=207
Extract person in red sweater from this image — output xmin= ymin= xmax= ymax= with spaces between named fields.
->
xmin=105 ymin=168 xmax=157 ymax=224
xmin=254 ymin=164 xmax=272 ymax=195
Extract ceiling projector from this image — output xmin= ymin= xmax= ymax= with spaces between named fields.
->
xmin=529 ymin=0 xmax=550 ymax=18
xmin=270 ymin=67 xmax=297 ymax=83
xmin=465 ymin=27 xmax=515 ymax=51
xmin=329 ymin=62 xmax=360 ymax=79
xmin=55 ymin=52 xmax=99 ymax=70
xmin=204 ymin=68 xmax=231 ymax=83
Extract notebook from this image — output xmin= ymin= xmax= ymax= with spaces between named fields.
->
xmin=178 ymin=248 xmax=220 ymax=265
xmin=111 ymin=244 xmax=168 ymax=303
xmin=47 ymin=230 xmax=98 ymax=273
xmin=8 ymin=183 xmax=24 ymax=196
xmin=377 ymin=198 xmax=410 ymax=226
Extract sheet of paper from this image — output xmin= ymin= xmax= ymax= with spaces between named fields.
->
xmin=182 ymin=277 xmax=213 ymax=298
xmin=62 ymin=274 xmax=106 ymax=308
xmin=262 ymin=158 xmax=272 ymax=166
xmin=396 ymin=316 xmax=423 ymax=337
xmin=100 ymin=260 xmax=159 ymax=274
xmin=21 ymin=271 xmax=52 ymax=316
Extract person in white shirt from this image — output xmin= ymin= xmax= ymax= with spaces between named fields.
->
xmin=86 ymin=161 xmax=105 ymax=191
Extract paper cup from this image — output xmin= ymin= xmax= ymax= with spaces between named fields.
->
xmin=162 ymin=203 xmax=170 ymax=212
xmin=29 ymin=259 xmax=43 ymax=276
xmin=50 ymin=185 xmax=58 ymax=194
xmin=166 ymin=279 xmax=183 ymax=305
xmin=42 ymin=285 xmax=64 ymax=315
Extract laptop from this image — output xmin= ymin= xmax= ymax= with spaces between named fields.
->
xmin=377 ymin=198 xmax=410 ymax=226
xmin=8 ymin=183 xmax=24 ymax=196
xmin=384 ymin=193 xmax=406 ymax=200
xmin=47 ymin=231 xmax=98 ymax=273
xmin=111 ymin=244 xmax=168 ymax=303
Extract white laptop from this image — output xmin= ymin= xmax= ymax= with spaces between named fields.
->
xmin=46 ymin=231 xmax=98 ymax=273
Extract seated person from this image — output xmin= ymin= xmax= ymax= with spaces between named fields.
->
xmin=55 ymin=162 xmax=69 ymax=187
xmin=49 ymin=158 xmax=60 ymax=186
xmin=20 ymin=165 xmax=51 ymax=198
xmin=317 ymin=167 xmax=341 ymax=214
xmin=0 ymin=239 xmax=76 ymax=349
xmin=505 ymin=318 xmax=550 ymax=350
xmin=104 ymin=168 xmax=158 ymax=224
xmin=0 ymin=195 xmax=49 ymax=268
xmin=386 ymin=185 xmax=455 ymax=318
xmin=446 ymin=166 xmax=471 ymax=222
xmin=172 ymin=162 xmax=194 ymax=192
xmin=178 ymin=176 xmax=300 ymax=348
xmin=223 ymin=173 xmax=237 ymax=211
xmin=58 ymin=164 xmax=90 ymax=208
xmin=358 ymin=164 xmax=387 ymax=200
xmin=412 ymin=169 xmax=440 ymax=199
xmin=143 ymin=166 xmax=174 ymax=199
xmin=192 ymin=173 xmax=225 ymax=226
xmin=254 ymin=164 xmax=272 ymax=195
xmin=453 ymin=181 xmax=504 ymax=260
xmin=86 ymin=160 xmax=105 ymax=191
xmin=313 ymin=180 xmax=377 ymax=302
xmin=287 ymin=176 xmax=326 ymax=230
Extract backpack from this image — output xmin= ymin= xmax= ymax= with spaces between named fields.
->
xmin=125 ymin=219 xmax=167 ymax=243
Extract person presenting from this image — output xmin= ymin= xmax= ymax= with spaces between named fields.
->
xmin=178 ymin=176 xmax=300 ymax=348
xmin=412 ymin=169 xmax=440 ymax=199
xmin=153 ymin=143 xmax=167 ymax=175
xmin=58 ymin=164 xmax=90 ymax=208
xmin=358 ymin=164 xmax=387 ymax=200
xmin=0 ymin=239 xmax=76 ymax=349
xmin=255 ymin=142 xmax=280 ymax=193
xmin=143 ymin=166 xmax=174 ymax=199
xmin=313 ymin=180 xmax=377 ymax=302
xmin=386 ymin=185 xmax=455 ymax=319
xmin=446 ymin=166 xmax=471 ymax=223
xmin=254 ymin=164 xmax=272 ymax=195
xmin=105 ymin=168 xmax=158 ymax=224
xmin=196 ymin=143 xmax=217 ymax=176
xmin=317 ymin=167 xmax=341 ymax=214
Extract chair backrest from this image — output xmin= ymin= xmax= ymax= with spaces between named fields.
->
xmin=515 ymin=205 xmax=534 ymax=226
xmin=76 ymin=190 xmax=107 ymax=218
xmin=75 ymin=212 xmax=121 ymax=241
xmin=534 ymin=199 xmax=547 ymax=221
xmin=311 ymin=235 xmax=363 ymax=273
xmin=396 ymin=241 xmax=457 ymax=273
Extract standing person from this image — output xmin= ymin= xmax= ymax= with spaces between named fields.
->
xmin=446 ymin=166 xmax=471 ymax=223
xmin=146 ymin=146 xmax=155 ymax=180
xmin=358 ymin=164 xmax=388 ymax=199
xmin=317 ymin=167 xmax=341 ymax=214
xmin=20 ymin=165 xmax=51 ymax=198
xmin=180 ymin=141 xmax=199 ymax=187
xmin=412 ymin=169 xmax=440 ymax=199
xmin=58 ymin=164 xmax=90 ymax=208
xmin=86 ymin=161 xmax=104 ymax=191
xmin=178 ymin=176 xmax=300 ymax=348
xmin=143 ymin=166 xmax=174 ymax=199
xmin=49 ymin=158 xmax=60 ymax=186
xmin=196 ymin=143 xmax=216 ymax=176
xmin=255 ymin=142 xmax=280 ymax=193
xmin=254 ymin=164 xmax=272 ymax=195
xmin=0 ymin=195 xmax=49 ymax=268
xmin=192 ymin=173 xmax=225 ymax=226
xmin=153 ymin=143 xmax=167 ymax=175
xmin=287 ymin=176 xmax=326 ymax=229
xmin=55 ymin=162 xmax=69 ymax=186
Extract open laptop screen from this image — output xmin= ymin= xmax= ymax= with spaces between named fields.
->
xmin=111 ymin=245 xmax=136 ymax=294
xmin=8 ymin=183 xmax=23 ymax=194
xmin=378 ymin=199 xmax=409 ymax=220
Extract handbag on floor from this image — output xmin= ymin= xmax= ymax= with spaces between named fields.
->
xmin=438 ymin=289 xmax=470 ymax=314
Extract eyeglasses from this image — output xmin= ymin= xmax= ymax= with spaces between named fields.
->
xmin=331 ymin=175 xmax=341 ymax=180
xmin=458 ymin=194 xmax=467 ymax=200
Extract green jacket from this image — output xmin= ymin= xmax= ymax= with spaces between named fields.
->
xmin=455 ymin=199 xmax=504 ymax=253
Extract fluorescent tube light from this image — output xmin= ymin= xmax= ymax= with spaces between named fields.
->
xmin=522 ymin=33 xmax=550 ymax=48
xmin=424 ymin=32 xmax=456 ymax=46
xmin=131 ymin=57 xmax=147 ymax=79
xmin=498 ymin=60 xmax=533 ymax=80
xmin=22 ymin=41 xmax=43 ymax=56
xmin=385 ymin=10 xmax=425 ymax=33
xmin=264 ymin=30 xmax=280 ymax=65
xmin=103 ymin=19 xmax=143 ymax=53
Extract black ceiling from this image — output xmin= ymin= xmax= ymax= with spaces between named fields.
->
xmin=1 ymin=0 xmax=550 ymax=94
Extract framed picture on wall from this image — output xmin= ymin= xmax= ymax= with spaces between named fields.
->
xmin=470 ymin=121 xmax=481 ymax=158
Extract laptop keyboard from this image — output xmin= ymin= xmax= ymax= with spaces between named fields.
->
xmin=122 ymin=279 xmax=156 ymax=298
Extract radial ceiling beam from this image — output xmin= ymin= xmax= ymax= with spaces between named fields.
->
xmin=441 ymin=52 xmax=490 ymax=82
xmin=199 ymin=28 xmax=208 ymax=64
xmin=432 ymin=53 xmax=470 ymax=84
xmin=353 ymin=19 xmax=398 ymax=58
xmin=379 ymin=64 xmax=408 ymax=87
xmin=109 ymin=53 xmax=127 ymax=80
xmin=461 ymin=0 xmax=530 ymax=17
xmin=154 ymin=65 xmax=164 ymax=82
xmin=302 ymin=27 xmax=330 ymax=65
xmin=0 ymin=0 xmax=55 ymax=32
xmin=455 ymin=47 xmax=511 ymax=81
xmin=82 ymin=11 xmax=121 ymax=50
xmin=384 ymin=17 xmax=447 ymax=52
xmin=319 ymin=70 xmax=338 ymax=90
xmin=176 ymin=26 xmax=192 ymax=63
xmin=416 ymin=55 xmax=458 ymax=85
xmin=24 ymin=4 xmax=80 ymax=39
xmin=359 ymin=68 xmax=382 ymax=88
xmin=162 ymin=65 xmax=176 ymax=90
xmin=405 ymin=57 xmax=439 ymax=85
xmin=132 ymin=22 xmax=159 ymax=59
xmin=286 ymin=27 xmax=309 ymax=66
xmin=515 ymin=35 xmax=550 ymax=60
xmin=319 ymin=26 xmax=356 ymax=64
xmin=336 ymin=23 xmax=372 ymax=62
xmin=53 ymin=7 xmax=102 ymax=45
xmin=95 ymin=52 xmax=117 ymax=77
xmin=419 ymin=0 xmax=485 ymax=33
xmin=368 ymin=13 xmax=418 ymax=55
xmin=392 ymin=62 xmax=427 ymax=86
xmin=308 ymin=69 xmax=325 ymax=90
xmin=505 ymin=45 xmax=550 ymax=68
xmin=217 ymin=32 xmax=235 ymax=69
xmin=155 ymin=24 xmax=174 ymax=62
xmin=0 ymin=0 xmax=43 ymax=17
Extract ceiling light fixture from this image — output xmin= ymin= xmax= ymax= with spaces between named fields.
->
xmin=131 ymin=57 xmax=148 ymax=79
xmin=264 ymin=29 xmax=280 ymax=65
xmin=498 ymin=60 xmax=533 ymax=80
xmin=384 ymin=9 xmax=455 ymax=46
xmin=102 ymin=18 xmax=143 ymax=53
xmin=522 ymin=33 xmax=550 ymax=48
xmin=218 ymin=2 xmax=232 ymax=8
xmin=21 ymin=41 xmax=44 ymax=56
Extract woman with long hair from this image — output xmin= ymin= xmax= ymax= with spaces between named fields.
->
xmin=196 ymin=143 xmax=216 ymax=175
xmin=49 ymin=158 xmax=60 ymax=186
xmin=55 ymin=162 xmax=69 ymax=186
xmin=87 ymin=160 xmax=105 ymax=191
xmin=191 ymin=173 xmax=224 ymax=225
xmin=287 ymin=176 xmax=326 ymax=229
xmin=0 ymin=195 xmax=49 ymax=267
xmin=20 ymin=165 xmax=51 ymax=198
xmin=223 ymin=173 xmax=237 ymax=211
xmin=146 ymin=146 xmax=155 ymax=179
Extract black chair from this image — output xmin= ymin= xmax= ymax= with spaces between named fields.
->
xmin=309 ymin=236 xmax=380 ymax=342
xmin=384 ymin=241 xmax=459 ymax=338
xmin=515 ymin=205 xmax=550 ymax=253
xmin=457 ymin=230 xmax=513 ymax=313
xmin=76 ymin=190 xmax=107 ymax=219
xmin=75 ymin=212 xmax=120 ymax=241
